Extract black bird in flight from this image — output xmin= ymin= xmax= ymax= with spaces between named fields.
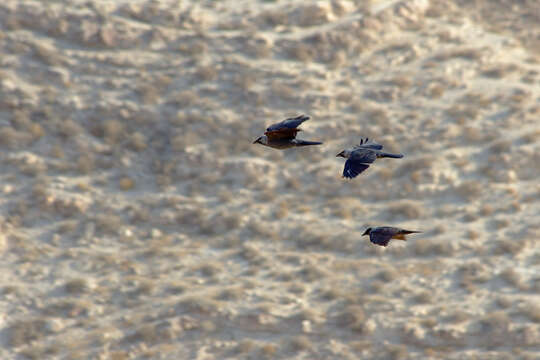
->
xmin=362 ymin=226 xmax=421 ymax=247
xmin=336 ymin=138 xmax=403 ymax=179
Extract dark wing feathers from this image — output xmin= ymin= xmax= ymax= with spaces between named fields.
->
xmin=369 ymin=227 xmax=400 ymax=247
xmin=360 ymin=143 xmax=384 ymax=150
xmin=342 ymin=148 xmax=377 ymax=178
xmin=355 ymin=137 xmax=383 ymax=150
xmin=349 ymin=148 xmax=378 ymax=164
xmin=343 ymin=159 xmax=370 ymax=179
xmin=377 ymin=227 xmax=402 ymax=235
xmin=369 ymin=232 xmax=393 ymax=247
xmin=266 ymin=115 xmax=309 ymax=132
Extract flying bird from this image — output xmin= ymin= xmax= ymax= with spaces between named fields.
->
xmin=336 ymin=138 xmax=403 ymax=179
xmin=362 ymin=226 xmax=421 ymax=247
xmin=253 ymin=115 xmax=322 ymax=149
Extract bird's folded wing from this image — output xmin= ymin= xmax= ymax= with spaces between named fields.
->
xmin=343 ymin=159 xmax=370 ymax=179
xmin=377 ymin=227 xmax=401 ymax=236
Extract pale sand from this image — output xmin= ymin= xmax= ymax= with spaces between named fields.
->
xmin=0 ymin=0 xmax=539 ymax=359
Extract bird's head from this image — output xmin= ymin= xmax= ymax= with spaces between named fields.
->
xmin=336 ymin=150 xmax=346 ymax=158
xmin=253 ymin=135 xmax=268 ymax=145
xmin=362 ymin=227 xmax=372 ymax=236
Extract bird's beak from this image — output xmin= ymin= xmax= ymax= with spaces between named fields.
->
xmin=361 ymin=229 xmax=369 ymax=236
xmin=336 ymin=151 xmax=344 ymax=157
xmin=253 ymin=138 xmax=260 ymax=144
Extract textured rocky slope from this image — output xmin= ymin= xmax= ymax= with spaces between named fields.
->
xmin=0 ymin=0 xmax=539 ymax=359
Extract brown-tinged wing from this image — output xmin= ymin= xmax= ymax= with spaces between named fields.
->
xmin=264 ymin=127 xmax=299 ymax=140
xmin=264 ymin=115 xmax=309 ymax=140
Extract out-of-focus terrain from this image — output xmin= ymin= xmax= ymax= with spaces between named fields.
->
xmin=0 ymin=0 xmax=539 ymax=359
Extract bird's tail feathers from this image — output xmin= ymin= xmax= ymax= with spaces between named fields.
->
xmin=394 ymin=230 xmax=421 ymax=241
xmin=295 ymin=140 xmax=322 ymax=146
xmin=379 ymin=152 xmax=404 ymax=159
xmin=290 ymin=114 xmax=310 ymax=122
xmin=401 ymin=230 xmax=421 ymax=235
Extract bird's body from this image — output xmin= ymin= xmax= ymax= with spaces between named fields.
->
xmin=254 ymin=138 xmax=322 ymax=149
xmin=362 ymin=226 xmax=421 ymax=247
xmin=336 ymin=138 xmax=403 ymax=179
xmin=253 ymin=115 xmax=322 ymax=149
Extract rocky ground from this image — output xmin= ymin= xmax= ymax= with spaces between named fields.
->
xmin=0 ymin=0 xmax=539 ymax=359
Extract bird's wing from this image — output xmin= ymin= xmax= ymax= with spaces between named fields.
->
xmin=378 ymin=226 xmax=402 ymax=235
xmin=343 ymin=159 xmax=370 ymax=179
xmin=266 ymin=115 xmax=309 ymax=132
xmin=349 ymin=148 xmax=378 ymax=163
xmin=354 ymin=138 xmax=383 ymax=150
xmin=264 ymin=115 xmax=309 ymax=140
xmin=264 ymin=127 xmax=298 ymax=140
xmin=370 ymin=228 xmax=398 ymax=246
xmin=360 ymin=143 xmax=384 ymax=150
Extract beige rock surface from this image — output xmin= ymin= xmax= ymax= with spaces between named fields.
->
xmin=0 ymin=0 xmax=539 ymax=359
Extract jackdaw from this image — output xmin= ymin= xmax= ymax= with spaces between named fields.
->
xmin=336 ymin=138 xmax=403 ymax=179
xmin=362 ymin=226 xmax=421 ymax=247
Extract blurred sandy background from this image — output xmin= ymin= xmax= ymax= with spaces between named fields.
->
xmin=0 ymin=0 xmax=539 ymax=359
